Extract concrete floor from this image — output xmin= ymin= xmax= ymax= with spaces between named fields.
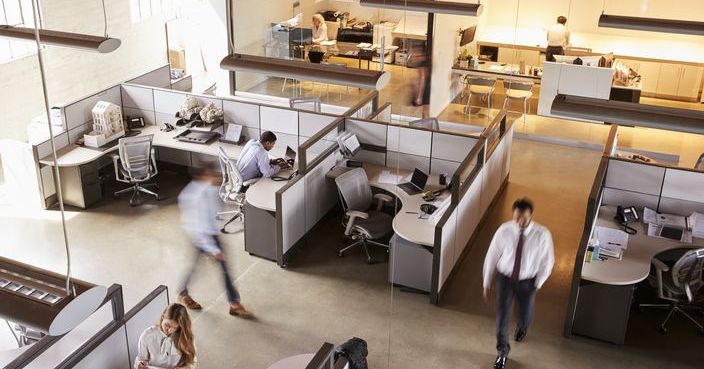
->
xmin=1 ymin=138 xmax=702 ymax=368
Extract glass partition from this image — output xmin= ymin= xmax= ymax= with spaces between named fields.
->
xmin=610 ymin=124 xmax=704 ymax=170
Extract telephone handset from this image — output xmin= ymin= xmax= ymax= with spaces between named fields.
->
xmin=615 ymin=206 xmax=638 ymax=234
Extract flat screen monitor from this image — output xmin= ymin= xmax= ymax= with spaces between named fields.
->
xmin=460 ymin=26 xmax=477 ymax=47
xmin=342 ymin=134 xmax=361 ymax=156
xmin=291 ymin=28 xmax=313 ymax=45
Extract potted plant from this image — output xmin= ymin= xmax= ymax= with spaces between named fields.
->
xmin=458 ymin=48 xmax=471 ymax=69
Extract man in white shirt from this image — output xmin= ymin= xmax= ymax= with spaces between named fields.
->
xmin=546 ymin=16 xmax=569 ymax=62
xmin=483 ymin=198 xmax=554 ymax=369
xmin=236 ymin=131 xmax=287 ymax=182
xmin=177 ymin=161 xmax=252 ymax=318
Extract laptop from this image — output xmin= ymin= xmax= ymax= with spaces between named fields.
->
xmin=397 ymin=168 xmax=429 ymax=195
xmin=284 ymin=146 xmax=296 ymax=168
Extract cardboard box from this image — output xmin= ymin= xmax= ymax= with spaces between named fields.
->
xmin=168 ymin=48 xmax=186 ymax=73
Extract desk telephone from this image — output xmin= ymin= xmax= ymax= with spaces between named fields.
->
xmin=615 ymin=206 xmax=639 ymax=234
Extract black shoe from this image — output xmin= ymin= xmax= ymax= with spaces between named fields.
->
xmin=515 ymin=328 xmax=527 ymax=342
xmin=493 ymin=355 xmax=507 ymax=369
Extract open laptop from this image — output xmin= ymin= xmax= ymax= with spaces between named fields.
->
xmin=285 ymin=146 xmax=296 ymax=168
xmin=397 ymin=168 xmax=428 ymax=195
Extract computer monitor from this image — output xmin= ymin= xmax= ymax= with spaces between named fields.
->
xmin=285 ymin=146 xmax=297 ymax=167
xmin=410 ymin=168 xmax=429 ymax=190
xmin=459 ymin=26 xmax=477 ymax=47
xmin=342 ymin=134 xmax=361 ymax=156
xmin=290 ymin=27 xmax=313 ymax=45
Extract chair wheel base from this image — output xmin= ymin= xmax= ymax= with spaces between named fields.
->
xmin=658 ymin=325 xmax=667 ymax=334
xmin=338 ymin=252 xmax=344 ymax=257
xmin=365 ymin=258 xmax=373 ymax=264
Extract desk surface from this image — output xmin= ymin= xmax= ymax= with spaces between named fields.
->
xmin=581 ymin=206 xmax=703 ymax=285
xmin=39 ymin=125 xmax=248 ymax=167
xmin=453 ymin=61 xmax=542 ymax=83
xmin=245 ymin=168 xmax=297 ymax=212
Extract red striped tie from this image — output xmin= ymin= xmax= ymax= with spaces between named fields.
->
xmin=511 ymin=230 xmax=525 ymax=281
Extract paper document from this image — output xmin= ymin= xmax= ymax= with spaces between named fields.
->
xmin=691 ymin=212 xmax=704 ymax=239
xmin=643 ymin=207 xmax=690 ymax=229
xmin=599 ymin=244 xmax=624 ymax=260
xmin=648 ymin=223 xmax=693 ymax=243
xmin=488 ymin=65 xmax=504 ymax=71
xmin=223 ymin=123 xmax=242 ymax=142
xmin=320 ymin=40 xmax=337 ymax=46
xmin=593 ymin=226 xmax=629 ymax=249
xmin=378 ymin=170 xmax=403 ymax=184
xmin=356 ymin=42 xmax=372 ymax=48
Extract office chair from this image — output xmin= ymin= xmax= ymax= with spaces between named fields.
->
xmin=334 ymin=168 xmax=393 ymax=263
xmin=639 ymin=248 xmax=704 ymax=333
xmin=695 ymin=153 xmax=704 ymax=171
xmin=112 ymin=135 xmax=159 ymax=206
xmin=217 ymin=146 xmax=258 ymax=234
xmin=463 ymin=76 xmax=496 ymax=116
xmin=502 ymin=81 xmax=533 ymax=125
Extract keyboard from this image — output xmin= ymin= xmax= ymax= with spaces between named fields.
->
xmin=398 ymin=182 xmax=422 ymax=195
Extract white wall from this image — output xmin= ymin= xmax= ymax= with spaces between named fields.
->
xmin=0 ymin=0 xmax=168 ymax=142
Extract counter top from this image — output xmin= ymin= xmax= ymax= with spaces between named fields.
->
xmin=452 ymin=61 xmax=542 ymax=83
xmin=581 ymin=206 xmax=703 ymax=285
xmin=477 ymin=26 xmax=704 ymax=66
xmin=39 ymin=125 xmax=246 ymax=167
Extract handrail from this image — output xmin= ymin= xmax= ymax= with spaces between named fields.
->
xmin=451 ymin=138 xmax=487 ymax=204
xmin=369 ymin=102 xmax=392 ymax=121
xmin=344 ymin=116 xmax=482 ymax=139
xmin=305 ymin=342 xmax=335 ymax=369
xmin=298 ymin=117 xmax=345 ymax=174
xmin=563 ymin=156 xmax=609 ymax=337
xmin=480 ymin=108 xmax=507 ymax=140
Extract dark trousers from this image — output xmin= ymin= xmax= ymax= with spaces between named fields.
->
xmin=179 ymin=236 xmax=240 ymax=304
xmin=545 ymin=46 xmax=564 ymax=62
xmin=495 ymin=274 xmax=537 ymax=356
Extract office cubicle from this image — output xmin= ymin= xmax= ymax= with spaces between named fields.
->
xmin=5 ymin=285 xmax=169 ymax=369
xmin=290 ymin=108 xmax=513 ymax=303
xmin=563 ymin=124 xmax=704 ymax=338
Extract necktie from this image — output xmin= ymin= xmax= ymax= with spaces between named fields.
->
xmin=511 ymin=230 xmax=525 ymax=281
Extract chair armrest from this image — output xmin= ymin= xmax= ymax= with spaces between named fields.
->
xmin=111 ymin=154 xmax=123 ymax=182
xmin=243 ymin=178 xmax=260 ymax=187
xmin=344 ymin=210 xmax=369 ymax=236
xmin=373 ymin=193 xmax=392 ymax=211
xmin=150 ymin=150 xmax=158 ymax=176
xmin=652 ymin=258 xmax=670 ymax=272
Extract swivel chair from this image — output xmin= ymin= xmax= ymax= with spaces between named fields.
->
xmin=112 ymin=135 xmax=159 ymax=206
xmin=334 ymin=168 xmax=393 ymax=263
xmin=217 ymin=146 xmax=258 ymax=234
xmin=639 ymin=248 xmax=704 ymax=333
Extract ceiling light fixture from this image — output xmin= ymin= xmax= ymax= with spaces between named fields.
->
xmin=221 ymin=54 xmax=391 ymax=90
xmin=551 ymin=94 xmax=704 ymax=135
xmin=359 ymin=0 xmax=483 ymax=16
xmin=0 ymin=26 xmax=121 ymax=53
xmin=598 ymin=14 xmax=704 ymax=36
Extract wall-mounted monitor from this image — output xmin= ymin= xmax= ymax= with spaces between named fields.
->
xmin=459 ymin=26 xmax=477 ymax=47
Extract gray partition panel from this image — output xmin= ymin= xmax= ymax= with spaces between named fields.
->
xmin=72 ymin=327 xmax=130 ymax=369
xmin=346 ymin=119 xmax=387 ymax=146
xmin=64 ymin=86 xmax=121 ymax=131
xmin=386 ymin=151 xmax=430 ymax=173
xmin=658 ymin=197 xmax=704 ymax=215
xmin=299 ymin=112 xmax=337 ymax=137
xmin=126 ymin=65 xmax=171 ymax=88
xmin=387 ymin=126 xmax=432 ymax=157
xmin=661 ymin=168 xmax=704 ymax=203
xmin=223 ymin=100 xmax=260 ymax=128
xmin=431 ymin=133 xmax=477 ymax=162
xmin=430 ymin=158 xmax=461 ymax=176
xmin=352 ymin=149 xmax=386 ymax=166
xmin=601 ymin=188 xmax=659 ymax=210
xmin=121 ymin=85 xmax=155 ymax=111
xmin=261 ymin=106 xmax=299 ymax=135
xmin=605 ymin=160 xmax=665 ymax=195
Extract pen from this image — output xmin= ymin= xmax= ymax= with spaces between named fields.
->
xmin=607 ymin=242 xmax=621 ymax=246
xmin=405 ymin=211 xmax=418 ymax=214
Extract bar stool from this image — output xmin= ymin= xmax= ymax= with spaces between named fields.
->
xmin=502 ymin=81 xmax=533 ymax=124
xmin=463 ymin=76 xmax=497 ymax=115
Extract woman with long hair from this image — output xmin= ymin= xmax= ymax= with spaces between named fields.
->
xmin=135 ymin=303 xmax=197 ymax=369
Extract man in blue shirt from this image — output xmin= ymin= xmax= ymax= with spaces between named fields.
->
xmin=236 ymin=131 xmax=288 ymax=182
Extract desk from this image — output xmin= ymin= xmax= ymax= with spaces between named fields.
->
xmin=572 ymin=205 xmax=703 ymax=343
xmin=326 ymin=163 xmax=450 ymax=291
xmin=452 ymin=62 xmax=542 ymax=84
xmin=38 ymin=125 xmax=248 ymax=208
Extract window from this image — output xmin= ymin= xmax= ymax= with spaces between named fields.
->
xmin=0 ymin=0 xmax=40 ymax=63
xmin=129 ymin=0 xmax=175 ymax=23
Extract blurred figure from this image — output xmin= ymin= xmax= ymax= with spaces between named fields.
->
xmin=546 ymin=16 xmax=569 ymax=62
xmin=236 ymin=131 xmax=288 ymax=182
xmin=406 ymin=44 xmax=430 ymax=106
xmin=312 ymin=14 xmax=328 ymax=44
xmin=134 ymin=303 xmax=196 ymax=369
xmin=482 ymin=198 xmax=554 ymax=369
xmin=177 ymin=161 xmax=252 ymax=318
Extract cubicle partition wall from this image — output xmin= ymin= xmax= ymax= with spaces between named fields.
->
xmin=563 ymin=123 xmax=704 ymax=337
xmin=6 ymin=285 xmax=170 ymax=369
xmin=125 ymin=65 xmax=172 ymax=89
xmin=288 ymin=110 xmax=513 ymax=303
xmin=369 ymin=102 xmax=393 ymax=123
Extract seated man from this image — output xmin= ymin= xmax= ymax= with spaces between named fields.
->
xmin=236 ymin=131 xmax=288 ymax=182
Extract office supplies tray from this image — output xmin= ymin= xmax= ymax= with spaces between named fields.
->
xmin=174 ymin=129 xmax=219 ymax=144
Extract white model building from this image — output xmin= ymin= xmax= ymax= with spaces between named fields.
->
xmin=84 ymin=101 xmax=125 ymax=148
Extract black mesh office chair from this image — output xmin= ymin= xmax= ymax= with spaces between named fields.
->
xmin=639 ymin=248 xmax=704 ymax=333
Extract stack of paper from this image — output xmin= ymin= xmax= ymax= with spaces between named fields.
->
xmin=691 ymin=212 xmax=704 ymax=239
xmin=378 ymin=170 xmax=403 ymax=184
xmin=644 ymin=207 xmax=693 ymax=243
xmin=593 ymin=226 xmax=629 ymax=250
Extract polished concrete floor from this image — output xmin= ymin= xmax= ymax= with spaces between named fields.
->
xmin=1 ymin=138 xmax=702 ymax=368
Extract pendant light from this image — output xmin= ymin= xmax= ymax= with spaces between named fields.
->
xmin=359 ymin=0 xmax=483 ymax=16
xmin=598 ymin=14 xmax=704 ymax=36
xmin=221 ymin=54 xmax=391 ymax=90
xmin=0 ymin=26 xmax=121 ymax=53
xmin=551 ymin=94 xmax=704 ymax=135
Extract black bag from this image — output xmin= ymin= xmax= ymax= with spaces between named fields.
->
xmin=334 ymin=337 xmax=368 ymax=369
